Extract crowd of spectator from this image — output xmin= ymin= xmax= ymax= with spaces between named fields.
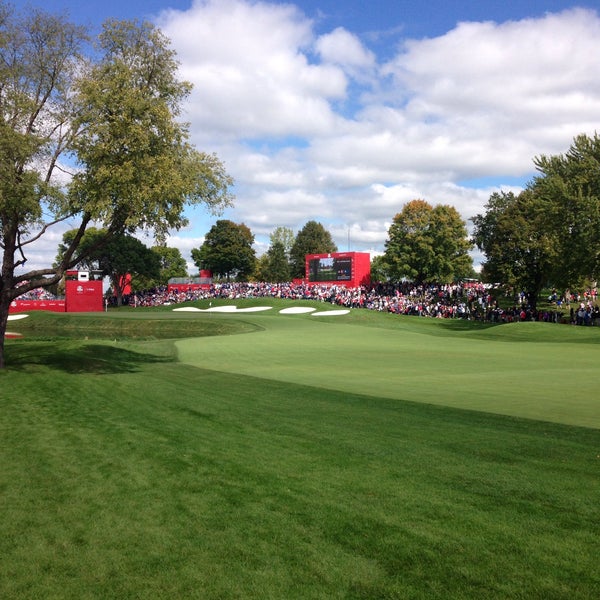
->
xmin=14 ymin=286 xmax=58 ymax=301
xmin=17 ymin=278 xmax=598 ymax=325
xmin=124 ymin=281 xmax=599 ymax=325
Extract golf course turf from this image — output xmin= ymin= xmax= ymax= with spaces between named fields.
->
xmin=1 ymin=301 xmax=599 ymax=599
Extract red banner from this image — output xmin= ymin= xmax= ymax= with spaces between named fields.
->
xmin=9 ymin=300 xmax=66 ymax=313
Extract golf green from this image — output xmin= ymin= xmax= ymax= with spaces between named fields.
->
xmin=176 ymin=310 xmax=600 ymax=428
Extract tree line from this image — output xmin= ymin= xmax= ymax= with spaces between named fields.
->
xmin=53 ymin=220 xmax=339 ymax=299
xmin=189 ymin=203 xmax=475 ymax=285
xmin=190 ymin=219 xmax=338 ymax=283
xmin=56 ymin=132 xmax=600 ymax=314
xmin=192 ymin=132 xmax=600 ymax=312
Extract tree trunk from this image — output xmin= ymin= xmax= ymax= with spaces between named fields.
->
xmin=0 ymin=294 xmax=10 ymax=369
xmin=111 ymin=275 xmax=124 ymax=307
xmin=526 ymin=283 xmax=542 ymax=312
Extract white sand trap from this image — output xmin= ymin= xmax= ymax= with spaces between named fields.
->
xmin=172 ymin=305 xmax=236 ymax=312
xmin=7 ymin=314 xmax=29 ymax=321
xmin=173 ymin=305 xmax=272 ymax=313
xmin=172 ymin=305 xmax=344 ymax=315
xmin=279 ymin=307 xmax=316 ymax=314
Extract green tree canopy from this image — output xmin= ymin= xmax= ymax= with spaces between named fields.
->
xmin=289 ymin=221 xmax=337 ymax=278
xmin=369 ymin=255 xmax=391 ymax=283
xmin=472 ymin=133 xmax=600 ymax=308
xmin=192 ymin=220 xmax=256 ymax=281
xmin=253 ymin=226 xmax=295 ymax=282
xmin=261 ymin=240 xmax=291 ymax=283
xmin=384 ymin=199 xmax=472 ymax=284
xmin=269 ymin=226 xmax=295 ymax=257
xmin=151 ymin=246 xmax=188 ymax=286
xmin=471 ymin=190 xmax=559 ymax=310
xmin=69 ymin=19 xmax=233 ymax=239
xmin=0 ymin=6 xmax=232 ymax=367
xmin=532 ymin=132 xmax=600 ymax=286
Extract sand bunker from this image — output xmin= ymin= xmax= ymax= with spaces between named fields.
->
xmin=173 ymin=305 xmax=349 ymax=316
xmin=7 ymin=314 xmax=29 ymax=321
xmin=173 ymin=306 xmax=272 ymax=313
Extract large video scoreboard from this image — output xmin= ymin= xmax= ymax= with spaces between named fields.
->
xmin=305 ymin=252 xmax=371 ymax=287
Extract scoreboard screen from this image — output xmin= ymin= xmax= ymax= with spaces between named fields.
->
xmin=308 ymin=256 xmax=352 ymax=282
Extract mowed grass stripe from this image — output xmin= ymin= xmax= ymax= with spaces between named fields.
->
xmin=1 ymin=344 xmax=598 ymax=599
xmin=176 ymin=313 xmax=600 ymax=428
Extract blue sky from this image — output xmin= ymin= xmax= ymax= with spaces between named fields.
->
xmin=12 ymin=0 xmax=600 ymax=271
xmin=29 ymin=1 xmax=593 ymax=38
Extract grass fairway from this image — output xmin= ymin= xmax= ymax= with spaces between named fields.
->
xmin=1 ymin=304 xmax=599 ymax=599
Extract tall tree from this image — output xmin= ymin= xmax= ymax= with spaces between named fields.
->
xmin=269 ymin=226 xmax=295 ymax=257
xmin=532 ymin=133 xmax=600 ymax=286
xmin=151 ymin=245 xmax=188 ymax=286
xmin=429 ymin=204 xmax=474 ymax=281
xmin=192 ymin=220 xmax=256 ymax=281
xmin=253 ymin=254 xmax=270 ymax=283
xmin=384 ymin=199 xmax=472 ymax=284
xmin=369 ymin=255 xmax=391 ymax=283
xmin=289 ymin=221 xmax=337 ymax=278
xmin=472 ymin=134 xmax=600 ymax=309
xmin=254 ymin=226 xmax=295 ymax=282
xmin=261 ymin=240 xmax=291 ymax=282
xmin=0 ymin=8 xmax=232 ymax=367
xmin=471 ymin=190 xmax=559 ymax=310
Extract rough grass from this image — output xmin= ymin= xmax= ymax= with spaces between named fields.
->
xmin=1 ymin=305 xmax=599 ymax=599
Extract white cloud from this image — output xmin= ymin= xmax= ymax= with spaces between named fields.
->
xmin=160 ymin=0 xmax=347 ymax=139
xmin=381 ymin=8 xmax=600 ymax=147
xmin=315 ymin=27 xmax=376 ymax=79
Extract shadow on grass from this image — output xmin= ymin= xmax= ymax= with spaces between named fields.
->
xmin=7 ymin=342 xmax=173 ymax=374
xmin=431 ymin=319 xmax=500 ymax=332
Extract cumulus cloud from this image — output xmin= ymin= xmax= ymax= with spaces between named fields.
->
xmin=159 ymin=0 xmax=347 ymax=139
xmin=380 ymin=9 xmax=600 ymax=154
xmin=315 ymin=26 xmax=376 ymax=81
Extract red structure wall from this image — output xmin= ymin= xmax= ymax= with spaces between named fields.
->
xmin=9 ymin=270 xmax=104 ymax=314
xmin=305 ymin=252 xmax=371 ymax=287
xmin=65 ymin=279 xmax=104 ymax=312
xmin=10 ymin=299 xmax=66 ymax=313
xmin=119 ymin=273 xmax=132 ymax=296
